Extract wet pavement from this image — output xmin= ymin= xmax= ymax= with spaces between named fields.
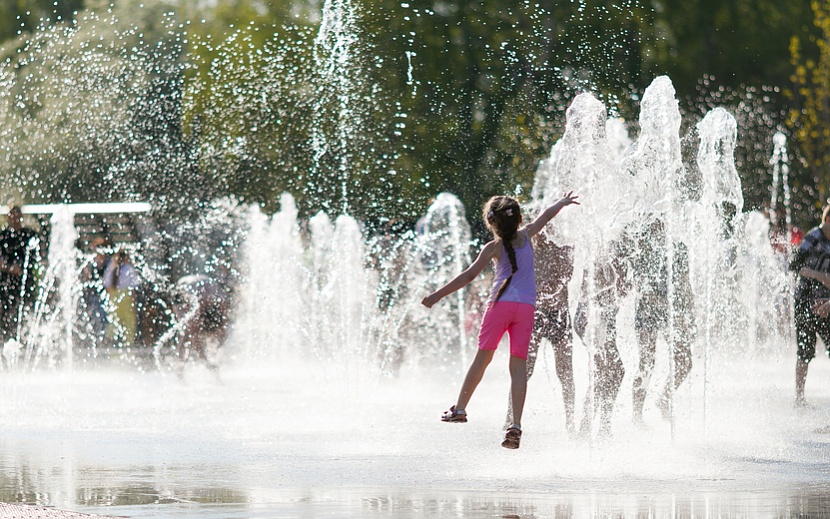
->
xmin=2 ymin=348 xmax=830 ymax=518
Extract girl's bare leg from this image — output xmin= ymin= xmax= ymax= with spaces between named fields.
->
xmin=506 ymin=335 xmax=541 ymax=426
xmin=553 ymin=337 xmax=575 ymax=433
xmin=455 ymin=349 xmax=496 ymax=410
xmin=632 ymin=328 xmax=656 ymax=423
xmin=508 ymin=355 xmax=528 ymax=426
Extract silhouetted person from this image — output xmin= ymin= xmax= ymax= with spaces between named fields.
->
xmin=103 ymin=249 xmax=140 ymax=346
xmin=630 ymin=217 xmax=695 ymax=423
xmin=368 ymin=219 xmax=412 ymax=375
xmin=80 ymin=237 xmax=111 ymax=342
xmin=574 ymin=237 xmax=630 ymax=438
xmin=0 ymin=206 xmax=38 ymax=343
xmin=172 ymin=273 xmax=231 ymax=370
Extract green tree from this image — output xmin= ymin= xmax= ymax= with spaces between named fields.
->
xmin=788 ymin=0 xmax=830 ymax=219
xmin=366 ymin=0 xmax=659 ymax=223
xmin=0 ymin=0 xmax=195 ymax=208
xmin=0 ymin=0 xmax=84 ymax=43
xmin=649 ymin=0 xmax=814 ymax=99
xmin=0 ymin=0 xmax=820 ymax=227
xmin=629 ymin=1 xmax=818 ymax=219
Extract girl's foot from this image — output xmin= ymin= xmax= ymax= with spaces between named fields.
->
xmin=501 ymin=426 xmax=522 ymax=449
xmin=441 ymin=405 xmax=467 ymax=423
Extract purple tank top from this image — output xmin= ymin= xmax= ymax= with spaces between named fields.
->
xmin=488 ymin=231 xmax=536 ymax=306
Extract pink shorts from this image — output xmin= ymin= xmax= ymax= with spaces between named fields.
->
xmin=477 ymin=301 xmax=535 ymax=359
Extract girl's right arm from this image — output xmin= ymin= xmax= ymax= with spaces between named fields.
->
xmin=421 ymin=240 xmax=498 ymax=308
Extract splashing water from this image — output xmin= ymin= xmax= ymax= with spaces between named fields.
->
xmin=770 ymin=130 xmax=793 ymax=234
xmin=0 ymin=3 xmax=819 ymax=517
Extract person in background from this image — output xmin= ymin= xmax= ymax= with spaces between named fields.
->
xmin=630 ymin=217 xmax=695 ymax=423
xmin=369 ymin=219 xmax=411 ymax=375
xmin=103 ymin=249 xmax=141 ymax=346
xmin=80 ymin=237 xmax=112 ymax=341
xmin=789 ymin=205 xmax=830 ymax=406
xmin=0 ymin=206 xmax=38 ymax=343
xmin=574 ymin=237 xmax=630 ymax=438
xmin=172 ymin=273 xmax=232 ymax=370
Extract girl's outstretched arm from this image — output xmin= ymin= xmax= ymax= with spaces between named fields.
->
xmin=421 ymin=240 xmax=498 ymax=308
xmin=524 ymin=191 xmax=579 ymax=238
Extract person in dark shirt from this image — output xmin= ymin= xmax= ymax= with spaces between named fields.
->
xmin=789 ymin=205 xmax=830 ymax=406
xmin=0 ymin=206 xmax=38 ymax=342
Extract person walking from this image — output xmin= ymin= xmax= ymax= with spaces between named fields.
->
xmin=574 ymin=237 xmax=630 ymax=438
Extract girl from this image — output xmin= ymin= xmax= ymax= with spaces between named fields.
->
xmin=421 ymin=192 xmax=579 ymax=449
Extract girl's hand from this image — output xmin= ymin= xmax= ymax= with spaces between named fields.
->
xmin=560 ymin=191 xmax=580 ymax=206
xmin=422 ymin=293 xmax=441 ymax=308
xmin=524 ymin=192 xmax=579 ymax=237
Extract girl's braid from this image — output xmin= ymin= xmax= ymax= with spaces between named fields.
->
xmin=483 ymin=196 xmax=521 ymax=302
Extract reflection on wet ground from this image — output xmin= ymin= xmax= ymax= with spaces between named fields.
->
xmin=2 ymin=352 xmax=830 ymax=518
xmin=0 ymin=483 xmax=248 ymax=509
xmin=6 ymin=486 xmax=830 ymax=518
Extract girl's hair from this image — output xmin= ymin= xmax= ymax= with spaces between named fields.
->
xmin=482 ymin=196 xmax=522 ymax=301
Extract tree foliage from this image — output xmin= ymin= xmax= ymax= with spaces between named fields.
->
xmin=362 ymin=0 xmax=659 ymax=220
xmin=0 ymin=0 xmax=825 ymax=227
xmin=788 ymin=0 xmax=830 ymax=221
xmin=0 ymin=1 xmax=195 ymax=209
xmin=0 ymin=0 xmax=84 ymax=39
xmin=650 ymin=1 xmax=814 ymax=99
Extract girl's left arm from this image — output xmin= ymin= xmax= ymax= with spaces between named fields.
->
xmin=524 ymin=191 xmax=579 ymax=238
xmin=421 ymin=241 xmax=497 ymax=308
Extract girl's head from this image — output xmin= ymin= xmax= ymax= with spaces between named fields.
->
xmin=483 ymin=196 xmax=521 ymax=241
xmin=483 ymin=196 xmax=522 ymax=302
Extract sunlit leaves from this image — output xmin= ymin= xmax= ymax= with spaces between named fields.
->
xmin=788 ymin=0 xmax=830 ymax=214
